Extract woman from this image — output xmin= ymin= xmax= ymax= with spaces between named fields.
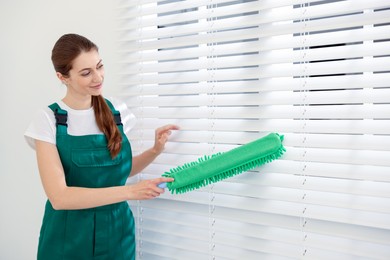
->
xmin=24 ymin=33 xmax=177 ymax=259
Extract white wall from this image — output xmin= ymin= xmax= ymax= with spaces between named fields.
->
xmin=0 ymin=1 xmax=120 ymax=259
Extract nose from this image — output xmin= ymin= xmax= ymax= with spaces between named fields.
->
xmin=92 ymin=70 xmax=103 ymax=83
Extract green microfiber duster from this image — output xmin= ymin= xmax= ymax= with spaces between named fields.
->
xmin=161 ymin=132 xmax=285 ymax=194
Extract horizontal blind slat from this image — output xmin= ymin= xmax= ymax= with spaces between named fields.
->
xmin=128 ymin=131 xmax=390 ymax=151
xmin=122 ymin=42 xmax=390 ymax=74
xmin=131 ymin=104 xmax=390 ymax=120
xmin=132 ymin=117 xmax=390 ymax=134
xmin=120 ymin=57 xmax=390 ymax=84
xmin=125 ymin=89 xmax=390 ymax=107
xmin=117 ymin=73 xmax=390 ymax=95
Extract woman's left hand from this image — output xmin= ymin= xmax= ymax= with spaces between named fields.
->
xmin=152 ymin=124 xmax=180 ymax=155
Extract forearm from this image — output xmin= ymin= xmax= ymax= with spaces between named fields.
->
xmin=129 ymin=124 xmax=179 ymax=176
xmin=130 ymin=148 xmax=159 ymax=176
xmin=50 ymin=185 xmax=131 ymax=210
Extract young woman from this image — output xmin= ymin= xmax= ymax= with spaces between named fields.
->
xmin=24 ymin=33 xmax=178 ymax=259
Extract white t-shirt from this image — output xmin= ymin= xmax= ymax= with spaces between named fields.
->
xmin=24 ymin=97 xmax=136 ymax=150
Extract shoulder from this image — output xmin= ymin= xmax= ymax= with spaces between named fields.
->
xmin=24 ymin=105 xmax=57 ymax=149
xmin=107 ymin=97 xmax=136 ymax=134
xmin=29 ymin=106 xmax=57 ymax=129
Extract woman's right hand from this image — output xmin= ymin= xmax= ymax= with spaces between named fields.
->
xmin=128 ymin=177 xmax=174 ymax=200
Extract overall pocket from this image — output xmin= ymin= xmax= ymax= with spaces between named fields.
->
xmin=72 ymin=148 xmax=123 ymax=167
xmin=68 ymin=147 xmax=125 ymax=188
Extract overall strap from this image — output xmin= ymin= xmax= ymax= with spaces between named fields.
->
xmin=48 ymin=103 xmax=68 ymax=135
xmin=104 ymin=99 xmax=123 ymax=127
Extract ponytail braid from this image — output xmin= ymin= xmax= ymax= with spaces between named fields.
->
xmin=92 ymin=95 xmax=122 ymax=158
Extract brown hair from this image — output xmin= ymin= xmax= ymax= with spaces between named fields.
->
xmin=51 ymin=33 xmax=122 ymax=158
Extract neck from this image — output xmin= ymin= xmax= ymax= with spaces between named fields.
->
xmin=62 ymin=95 xmax=92 ymax=110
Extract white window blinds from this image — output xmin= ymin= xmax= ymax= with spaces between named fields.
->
xmin=117 ymin=0 xmax=390 ymax=259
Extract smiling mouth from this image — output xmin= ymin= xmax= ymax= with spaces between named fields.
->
xmin=91 ymin=84 xmax=102 ymax=89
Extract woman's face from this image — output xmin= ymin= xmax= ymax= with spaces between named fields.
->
xmin=62 ymin=49 xmax=105 ymax=98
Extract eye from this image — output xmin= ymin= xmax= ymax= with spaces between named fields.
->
xmin=81 ymin=71 xmax=90 ymax=77
xmin=98 ymin=64 xmax=104 ymax=69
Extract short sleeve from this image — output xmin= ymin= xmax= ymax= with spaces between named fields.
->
xmin=24 ymin=107 xmax=56 ymax=150
xmin=109 ymin=97 xmax=137 ymax=135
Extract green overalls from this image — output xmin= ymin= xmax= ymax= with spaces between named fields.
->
xmin=37 ymin=100 xmax=135 ymax=260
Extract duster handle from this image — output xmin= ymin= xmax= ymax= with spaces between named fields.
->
xmin=158 ymin=182 xmax=167 ymax=189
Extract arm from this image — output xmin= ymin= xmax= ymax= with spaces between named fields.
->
xmin=130 ymin=124 xmax=179 ymax=176
xmin=35 ymin=140 xmax=173 ymax=210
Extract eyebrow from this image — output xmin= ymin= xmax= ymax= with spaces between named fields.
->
xmin=78 ymin=59 xmax=103 ymax=73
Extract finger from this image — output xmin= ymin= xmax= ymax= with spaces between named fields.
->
xmin=158 ymin=124 xmax=180 ymax=133
xmin=146 ymin=191 xmax=158 ymax=199
xmin=169 ymin=124 xmax=180 ymax=130
xmin=147 ymin=187 xmax=165 ymax=197
xmin=157 ymin=130 xmax=171 ymax=138
xmin=157 ymin=132 xmax=168 ymax=140
xmin=154 ymin=177 xmax=174 ymax=183
xmin=159 ymin=133 xmax=169 ymax=142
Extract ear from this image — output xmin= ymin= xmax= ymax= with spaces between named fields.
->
xmin=56 ymin=72 xmax=67 ymax=85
